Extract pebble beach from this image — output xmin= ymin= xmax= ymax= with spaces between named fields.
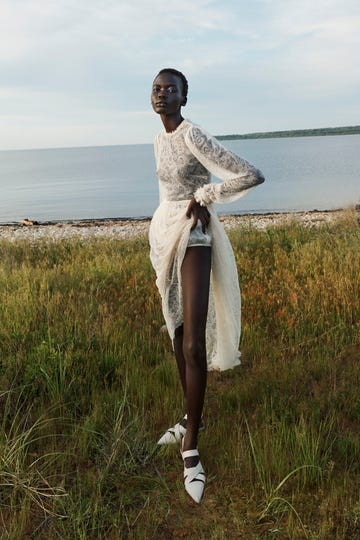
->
xmin=0 ymin=208 xmax=357 ymax=243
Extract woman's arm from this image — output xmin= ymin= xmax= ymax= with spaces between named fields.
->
xmin=184 ymin=125 xmax=265 ymax=206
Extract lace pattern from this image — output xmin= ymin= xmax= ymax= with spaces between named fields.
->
xmin=150 ymin=119 xmax=264 ymax=371
xmin=184 ymin=124 xmax=265 ymax=205
xmin=149 ymin=201 xmax=241 ymax=371
xmin=154 ymin=121 xmax=209 ymax=203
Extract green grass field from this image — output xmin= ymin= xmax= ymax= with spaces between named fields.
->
xmin=0 ymin=212 xmax=359 ymax=539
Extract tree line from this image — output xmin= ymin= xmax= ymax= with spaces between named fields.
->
xmin=216 ymin=125 xmax=360 ymax=140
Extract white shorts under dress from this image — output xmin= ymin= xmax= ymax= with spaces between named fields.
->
xmin=187 ymin=220 xmax=212 ymax=248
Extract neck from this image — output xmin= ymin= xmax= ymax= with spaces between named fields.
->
xmin=160 ymin=112 xmax=184 ymax=133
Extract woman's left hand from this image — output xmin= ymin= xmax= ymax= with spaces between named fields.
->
xmin=186 ymin=196 xmax=211 ymax=232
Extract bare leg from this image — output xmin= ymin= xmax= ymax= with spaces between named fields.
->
xmin=173 ymin=325 xmax=186 ymax=396
xmin=181 ymin=246 xmax=211 ymax=465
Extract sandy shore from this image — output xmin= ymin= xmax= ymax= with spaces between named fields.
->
xmin=0 ymin=208 xmax=357 ymax=242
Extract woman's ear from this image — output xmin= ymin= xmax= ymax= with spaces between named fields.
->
xmin=182 ymin=96 xmax=187 ymax=106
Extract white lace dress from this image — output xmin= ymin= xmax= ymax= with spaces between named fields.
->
xmin=149 ymin=119 xmax=264 ymax=371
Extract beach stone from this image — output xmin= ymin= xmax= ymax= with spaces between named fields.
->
xmin=21 ymin=218 xmax=39 ymax=226
xmin=0 ymin=209 xmax=355 ymax=243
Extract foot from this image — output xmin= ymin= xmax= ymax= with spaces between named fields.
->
xmin=182 ymin=448 xmax=206 ymax=503
xmin=157 ymin=415 xmax=205 ymax=446
xmin=157 ymin=415 xmax=187 ymax=445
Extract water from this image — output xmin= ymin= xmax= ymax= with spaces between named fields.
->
xmin=0 ymin=135 xmax=359 ymax=223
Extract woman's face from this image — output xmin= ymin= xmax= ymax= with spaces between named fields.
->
xmin=151 ymin=72 xmax=185 ymax=115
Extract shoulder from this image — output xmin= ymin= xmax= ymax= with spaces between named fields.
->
xmin=184 ymin=120 xmax=214 ymax=149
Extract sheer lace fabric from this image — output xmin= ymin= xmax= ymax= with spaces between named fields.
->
xmin=149 ymin=119 xmax=264 ymax=371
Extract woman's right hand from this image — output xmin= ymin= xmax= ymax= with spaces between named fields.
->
xmin=186 ymin=196 xmax=211 ymax=233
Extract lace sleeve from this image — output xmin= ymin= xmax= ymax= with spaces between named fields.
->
xmin=184 ymin=124 xmax=265 ymax=206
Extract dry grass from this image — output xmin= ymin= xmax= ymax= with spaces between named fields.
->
xmin=0 ymin=211 xmax=359 ymax=539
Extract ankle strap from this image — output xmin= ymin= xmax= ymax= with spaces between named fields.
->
xmin=182 ymin=449 xmax=199 ymax=459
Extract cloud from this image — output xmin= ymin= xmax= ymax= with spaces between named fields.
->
xmin=0 ymin=0 xmax=359 ymax=148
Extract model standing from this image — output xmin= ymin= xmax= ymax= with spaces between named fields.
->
xmin=149 ymin=68 xmax=265 ymax=503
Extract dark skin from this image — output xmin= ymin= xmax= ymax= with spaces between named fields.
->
xmin=151 ymin=72 xmax=210 ymax=232
xmin=151 ymin=72 xmax=211 ymax=464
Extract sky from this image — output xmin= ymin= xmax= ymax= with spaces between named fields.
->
xmin=0 ymin=0 xmax=359 ymax=150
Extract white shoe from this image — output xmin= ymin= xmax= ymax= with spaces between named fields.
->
xmin=182 ymin=448 xmax=206 ymax=503
xmin=157 ymin=415 xmax=205 ymax=446
xmin=157 ymin=415 xmax=187 ymax=445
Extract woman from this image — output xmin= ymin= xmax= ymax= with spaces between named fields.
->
xmin=149 ymin=68 xmax=264 ymax=503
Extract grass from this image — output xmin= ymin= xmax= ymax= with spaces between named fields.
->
xmin=0 ymin=211 xmax=359 ymax=539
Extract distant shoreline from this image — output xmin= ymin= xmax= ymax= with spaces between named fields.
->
xmin=1 ymin=125 xmax=359 ymax=153
xmin=0 ymin=207 xmax=351 ymax=228
xmin=216 ymin=125 xmax=360 ymax=141
xmin=0 ymin=204 xmax=360 ymax=230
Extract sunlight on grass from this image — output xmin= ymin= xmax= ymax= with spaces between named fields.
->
xmin=0 ymin=213 xmax=359 ymax=538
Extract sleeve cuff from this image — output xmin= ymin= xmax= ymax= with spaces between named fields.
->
xmin=194 ymin=184 xmax=216 ymax=206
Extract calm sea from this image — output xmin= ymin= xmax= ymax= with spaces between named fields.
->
xmin=0 ymin=135 xmax=359 ymax=223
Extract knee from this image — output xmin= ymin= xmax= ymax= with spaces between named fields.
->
xmin=182 ymin=337 xmax=206 ymax=368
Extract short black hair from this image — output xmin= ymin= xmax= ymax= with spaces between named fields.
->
xmin=157 ymin=68 xmax=188 ymax=99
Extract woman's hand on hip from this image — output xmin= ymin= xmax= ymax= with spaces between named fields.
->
xmin=186 ymin=196 xmax=211 ymax=232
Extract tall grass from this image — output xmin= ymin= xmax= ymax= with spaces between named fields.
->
xmin=0 ymin=212 xmax=359 ymax=538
